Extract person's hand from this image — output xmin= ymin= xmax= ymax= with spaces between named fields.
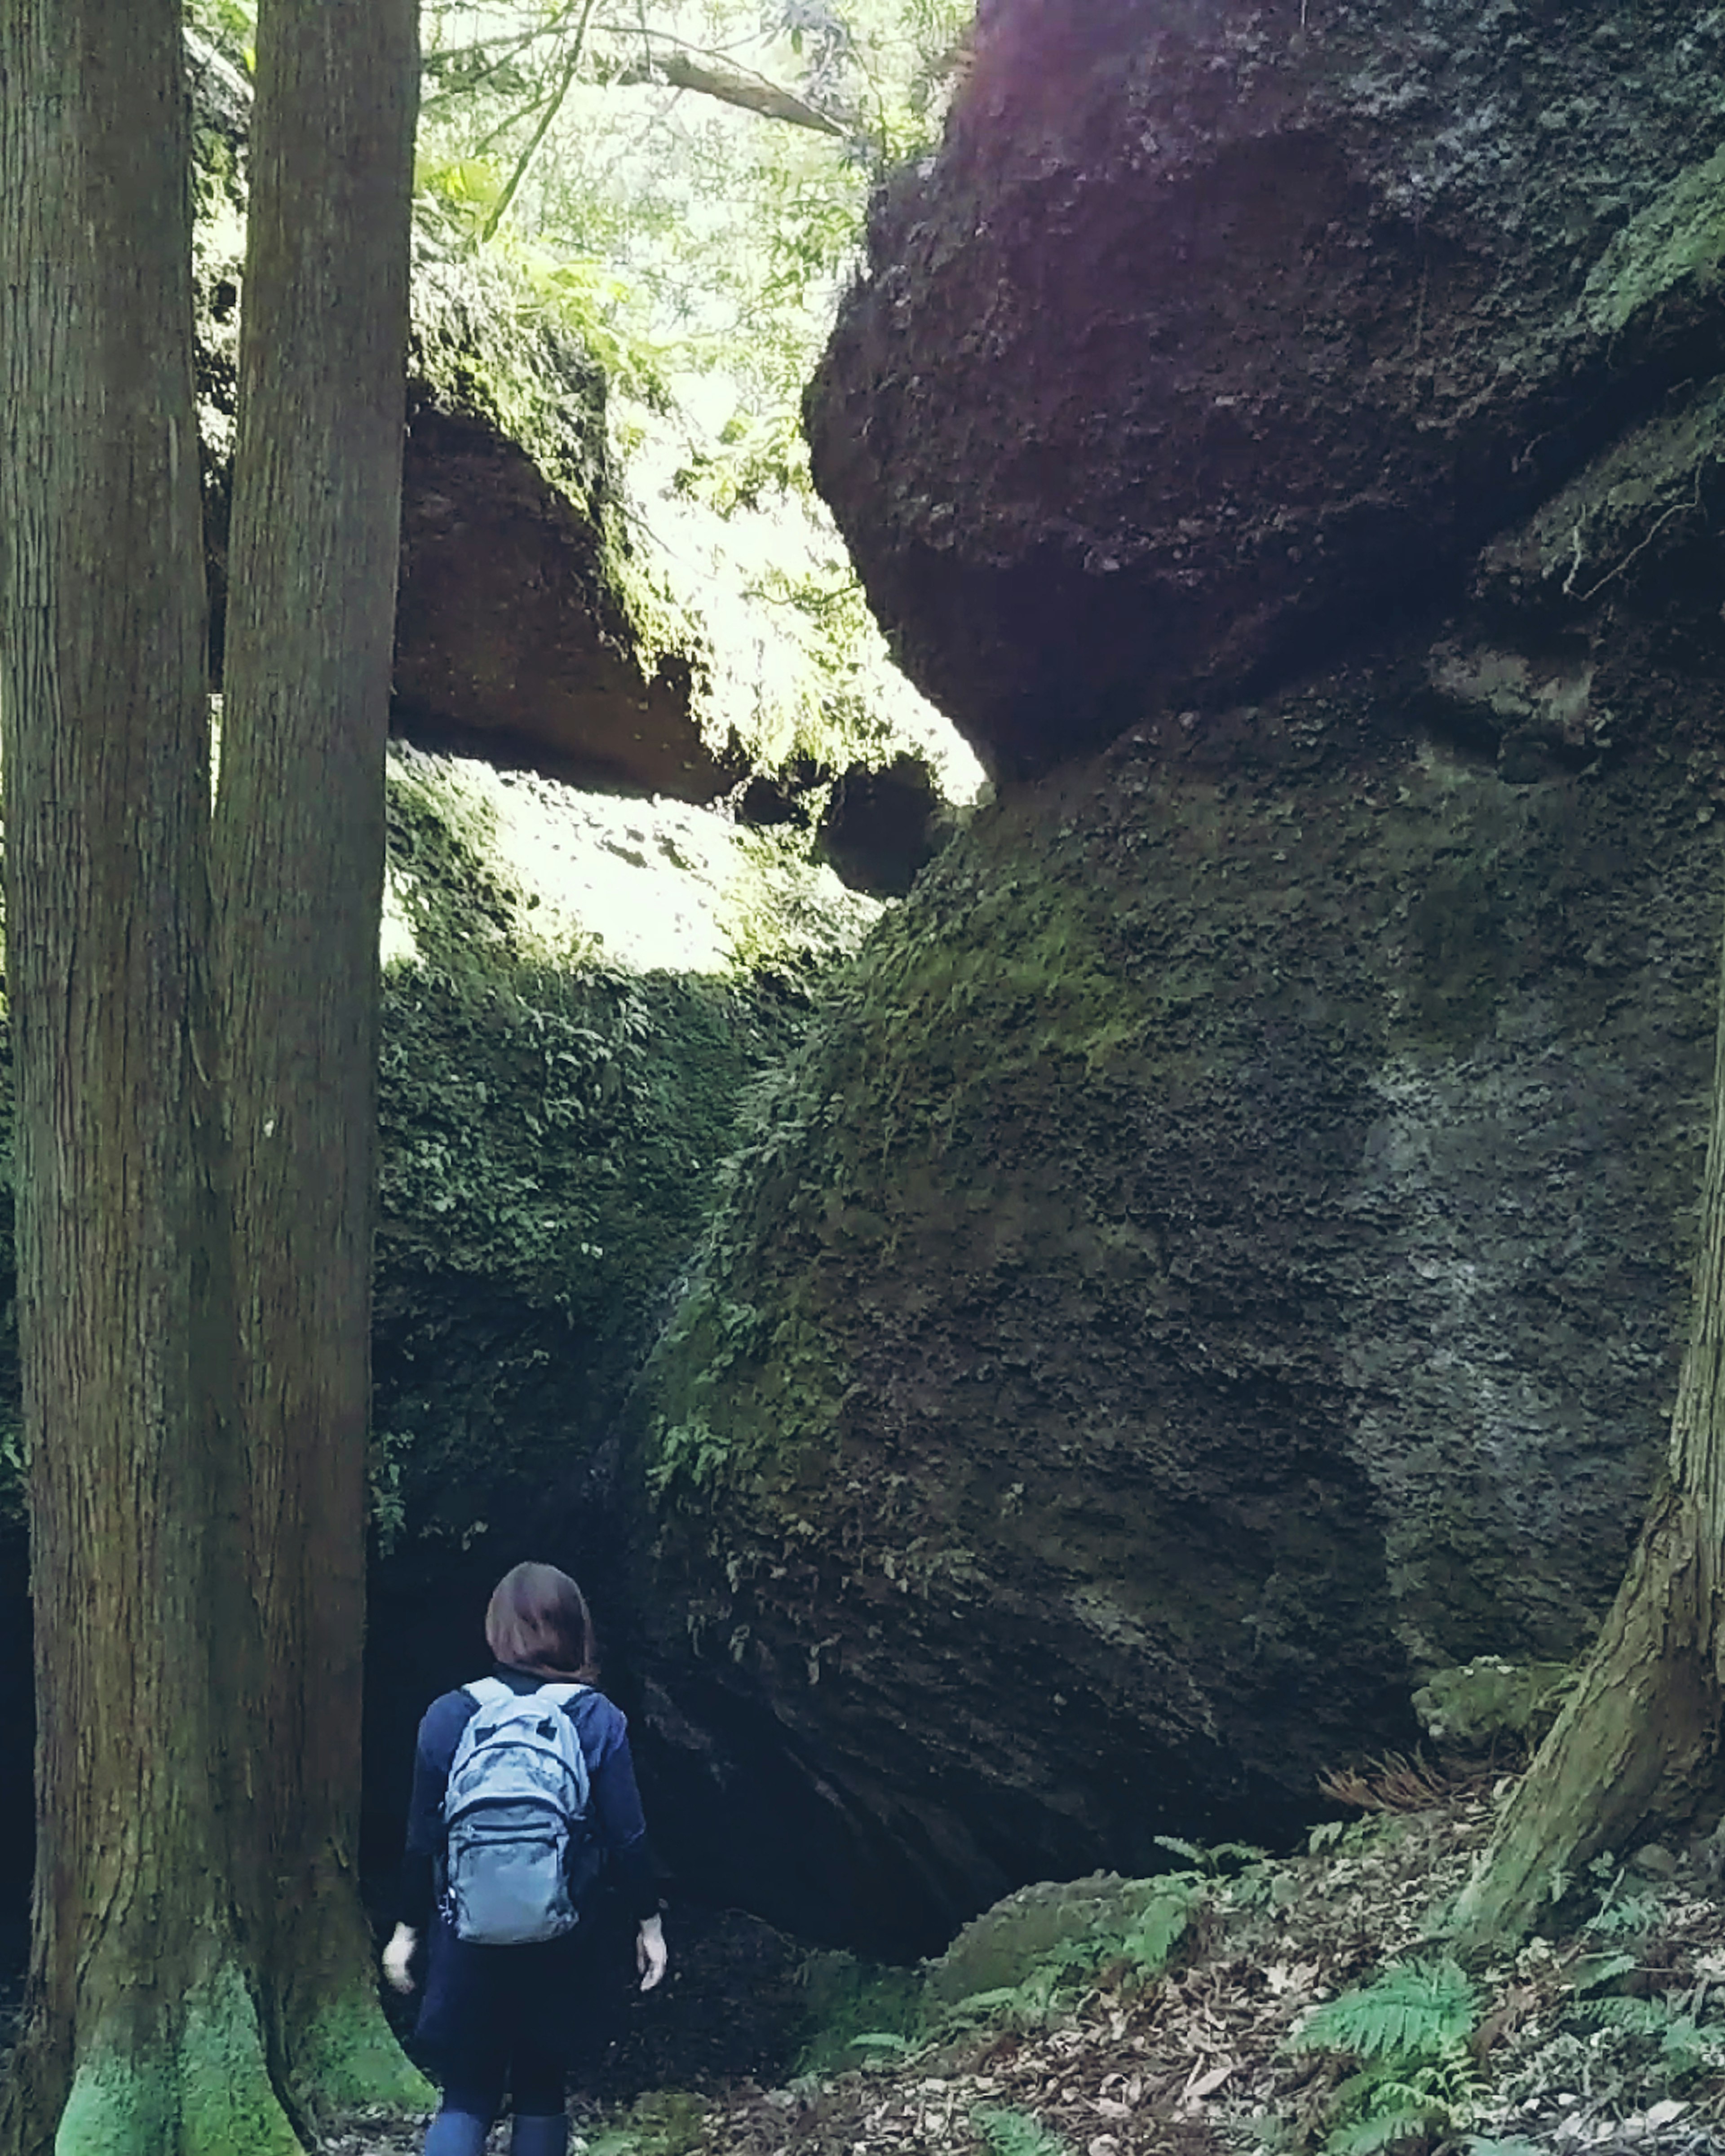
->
xmin=382 ymin=1922 xmax=419 ymax=1996
xmin=636 ymin=1913 xmax=668 ymax=1993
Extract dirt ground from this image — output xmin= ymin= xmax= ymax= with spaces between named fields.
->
xmin=329 ymin=1765 xmax=1725 ymax=2155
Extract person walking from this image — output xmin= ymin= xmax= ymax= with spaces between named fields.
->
xmin=382 ymin=1560 xmax=668 ymax=2156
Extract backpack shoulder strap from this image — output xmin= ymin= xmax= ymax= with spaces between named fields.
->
xmin=462 ymin=1677 xmax=514 ymax=1710
xmin=534 ymin=1682 xmax=589 ymax=1709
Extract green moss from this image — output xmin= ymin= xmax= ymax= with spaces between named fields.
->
xmin=789 ymin=1868 xmax=1215 ymax=2079
xmin=792 ymin=1952 xmax=926 ymax=2077
xmin=639 ymin=675 xmax=1720 ymax=1707
xmin=1412 ymin=1658 xmax=1574 ymax=1753
xmin=57 ymin=1965 xmax=304 ymax=2156
xmin=411 ymin=256 xmax=709 ymax=706
xmin=649 ymin=1274 xmax=854 ymax=1510
xmin=1583 ymin=144 xmax=1725 ymax=336
xmin=373 ymin=749 xmax=832 ymax=1551
xmin=54 ymin=2051 xmax=179 ymax=2156
xmin=588 ymin=2090 xmax=711 ymax=2156
xmin=0 ymin=740 xmax=856 ymax=1553
xmin=376 ymin=956 xmax=793 ymax=1542
xmin=178 ymin=1968 xmax=308 ymax=2155
xmin=643 ymin=801 xmax=1212 ymax=1521
xmin=412 ymin=254 xmax=610 ymax=522
xmin=925 ymin=1873 xmax=1183 ymax=2011
xmin=287 ymin=1991 xmax=435 ymax=2120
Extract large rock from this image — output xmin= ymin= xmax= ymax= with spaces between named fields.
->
xmin=629 ymin=375 xmax=1725 ymax=1948
xmin=195 ymin=168 xmax=732 ymax=801
xmin=806 ymin=0 xmax=1725 ymax=776
xmin=395 ymin=262 xmax=734 ymax=800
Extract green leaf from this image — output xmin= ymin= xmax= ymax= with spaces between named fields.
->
xmin=1327 ymin=2109 xmax=1442 ymax=2156
xmin=1120 ymin=1880 xmax=1203 ymax=1975
xmin=1574 ymin=1996 xmax=1671 ymax=2036
xmin=1660 ymin=2015 xmax=1725 ymax=2073
xmin=1291 ymin=1958 xmax=1478 ymax=2062
xmin=972 ymin=2107 xmax=1072 ymax=2156
xmin=1572 ymin=1951 xmax=1638 ymax=1993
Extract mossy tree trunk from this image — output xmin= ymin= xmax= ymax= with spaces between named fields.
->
xmin=1450 ymin=925 xmax=1725 ymax=1954
xmin=0 ymin=3 xmax=299 ymax=2149
xmin=0 ymin=0 xmax=429 ymax=2145
xmin=213 ymin=0 xmax=428 ymax=2122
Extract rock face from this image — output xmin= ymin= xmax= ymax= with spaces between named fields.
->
xmin=633 ymin=634 xmax=1725 ymax=1953
xmin=629 ymin=0 xmax=1725 ymax=1956
xmin=394 ymin=265 xmax=734 ymax=801
xmin=806 ymin=0 xmax=1725 ymax=777
xmin=357 ymin=747 xmax=878 ymax=1864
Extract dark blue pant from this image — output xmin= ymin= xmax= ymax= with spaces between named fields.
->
xmin=415 ymin=1908 xmax=625 ymax=2154
xmin=425 ymin=2099 xmax=565 ymax=2156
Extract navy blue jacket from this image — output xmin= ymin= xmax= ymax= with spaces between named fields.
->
xmin=398 ymin=1664 xmax=659 ymax=1928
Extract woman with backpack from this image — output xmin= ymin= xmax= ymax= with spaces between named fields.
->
xmin=382 ymin=1560 xmax=669 ymax=2156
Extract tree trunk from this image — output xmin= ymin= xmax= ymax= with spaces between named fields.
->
xmin=0 ymin=4 xmax=300 ymax=2150
xmin=214 ymin=0 xmax=429 ymax=2119
xmin=1449 ymin=923 xmax=1725 ymax=1954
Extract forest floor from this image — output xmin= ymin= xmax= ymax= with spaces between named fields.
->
xmin=334 ymin=1761 xmax=1725 ymax=2156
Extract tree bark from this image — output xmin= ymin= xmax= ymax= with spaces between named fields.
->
xmin=0 ymin=4 xmax=298 ymax=2150
xmin=214 ymin=0 xmax=429 ymax=2118
xmin=612 ymin=48 xmax=849 ymax=135
xmin=1450 ymin=921 xmax=1725 ymax=1953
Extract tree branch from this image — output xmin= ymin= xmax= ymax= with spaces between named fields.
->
xmin=478 ymin=0 xmax=600 ymax=244
xmin=611 ymin=46 xmax=849 ymax=137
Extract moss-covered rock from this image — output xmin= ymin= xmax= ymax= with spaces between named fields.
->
xmin=362 ymin=743 xmax=876 ymax=1829
xmin=368 ymin=749 xmax=855 ymax=1559
xmin=394 ymin=253 xmax=737 ymax=800
xmin=1412 ymin=1659 xmax=1574 ymax=1755
xmin=627 ymin=599 xmax=1725 ymax=1951
xmin=0 ymin=719 xmax=876 ymax=1894
xmin=922 ymin=1874 xmax=1181 ymax=2012
xmin=806 ymin=0 xmax=1725 ymax=776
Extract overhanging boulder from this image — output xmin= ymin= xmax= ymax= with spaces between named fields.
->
xmin=806 ymin=0 xmax=1725 ymax=776
xmin=396 ymin=261 xmax=734 ymax=800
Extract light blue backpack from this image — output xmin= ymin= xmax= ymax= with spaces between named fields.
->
xmin=442 ymin=1677 xmax=592 ymax=1945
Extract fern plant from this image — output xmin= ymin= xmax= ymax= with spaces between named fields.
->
xmin=1152 ymin=1833 xmax=1266 ymax=1875
xmin=1288 ymin=1957 xmax=1481 ymax=2155
xmin=1118 ymin=1874 xmax=1207 ymax=1976
xmin=1569 ymin=1992 xmax=1725 ymax=2077
xmin=1294 ymin=1957 xmax=1477 ymax=2059
xmin=972 ymin=2106 xmax=1072 ymax=2156
xmin=1580 ymin=1860 xmax=1665 ymax=1940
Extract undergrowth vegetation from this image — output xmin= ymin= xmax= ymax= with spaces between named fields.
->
xmin=1285 ymin=1957 xmax=1480 ymax=2155
xmin=368 ymin=742 xmax=871 ymax=1555
xmin=338 ymin=1773 xmax=1725 ymax=2155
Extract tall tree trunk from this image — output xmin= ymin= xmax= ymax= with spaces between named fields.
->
xmin=214 ymin=0 xmax=429 ymax=2118
xmin=0 ymin=4 xmax=299 ymax=2149
xmin=1450 ymin=920 xmax=1725 ymax=1954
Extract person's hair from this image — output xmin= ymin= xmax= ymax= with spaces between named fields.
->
xmin=484 ymin=1561 xmax=599 ymax=1683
